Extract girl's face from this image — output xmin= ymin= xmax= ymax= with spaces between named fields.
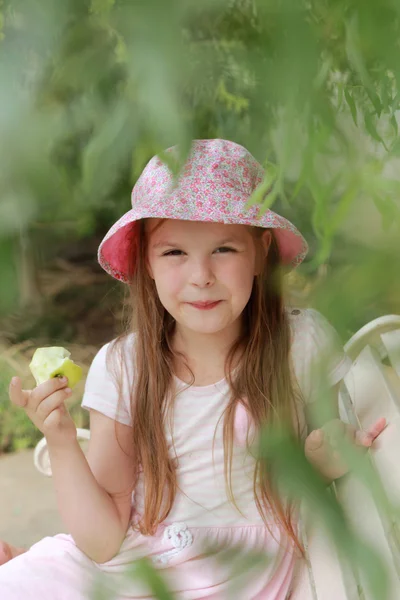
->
xmin=146 ymin=219 xmax=271 ymax=338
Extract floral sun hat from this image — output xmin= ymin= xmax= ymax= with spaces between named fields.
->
xmin=98 ymin=139 xmax=308 ymax=282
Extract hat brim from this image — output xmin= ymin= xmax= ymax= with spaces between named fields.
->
xmin=98 ymin=210 xmax=308 ymax=283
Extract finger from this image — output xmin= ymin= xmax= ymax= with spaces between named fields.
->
xmin=35 ymin=388 xmax=72 ymax=421
xmin=9 ymin=377 xmax=30 ymax=408
xmin=342 ymin=424 xmax=366 ymax=451
xmin=367 ymin=417 xmax=387 ymax=440
xmin=354 ymin=430 xmax=373 ymax=447
xmin=43 ymin=406 xmax=67 ymax=431
xmin=355 ymin=418 xmax=388 ymax=447
xmin=29 ymin=376 xmax=69 ymax=411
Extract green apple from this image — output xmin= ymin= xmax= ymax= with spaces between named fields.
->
xmin=29 ymin=347 xmax=83 ymax=388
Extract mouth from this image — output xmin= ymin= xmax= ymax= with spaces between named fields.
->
xmin=188 ymin=300 xmax=222 ymax=310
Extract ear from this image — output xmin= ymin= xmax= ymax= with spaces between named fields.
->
xmin=254 ymin=230 xmax=272 ymax=275
xmin=261 ymin=230 xmax=272 ymax=255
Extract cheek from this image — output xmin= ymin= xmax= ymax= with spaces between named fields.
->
xmin=219 ymin=259 xmax=255 ymax=298
xmin=153 ymin=264 xmax=183 ymax=300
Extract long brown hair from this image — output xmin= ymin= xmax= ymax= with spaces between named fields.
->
xmin=109 ymin=219 xmax=304 ymax=553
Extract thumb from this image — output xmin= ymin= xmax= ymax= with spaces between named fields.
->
xmin=305 ymin=429 xmax=325 ymax=453
xmin=9 ymin=377 xmax=30 ymax=408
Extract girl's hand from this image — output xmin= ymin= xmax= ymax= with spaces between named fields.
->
xmin=304 ymin=417 xmax=387 ymax=483
xmin=9 ymin=375 xmax=77 ymax=448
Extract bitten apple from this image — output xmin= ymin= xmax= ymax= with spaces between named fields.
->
xmin=29 ymin=347 xmax=83 ymax=388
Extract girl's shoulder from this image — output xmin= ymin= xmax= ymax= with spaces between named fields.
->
xmin=81 ymin=332 xmax=138 ymax=426
xmin=285 ymin=305 xmax=352 ymax=391
xmin=88 ymin=332 xmax=137 ymax=382
xmin=285 ymin=306 xmax=339 ymax=345
xmin=107 ymin=331 xmax=137 ymax=357
xmin=285 ymin=305 xmax=321 ymax=338
xmin=285 ymin=305 xmax=347 ymax=365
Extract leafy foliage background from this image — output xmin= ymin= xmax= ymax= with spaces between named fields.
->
xmin=0 ymin=0 xmax=398 ymax=337
xmin=0 ymin=1 xmax=399 ymax=597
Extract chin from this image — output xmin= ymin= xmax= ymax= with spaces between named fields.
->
xmin=183 ymin=318 xmax=233 ymax=335
xmin=191 ymin=326 xmax=226 ymax=335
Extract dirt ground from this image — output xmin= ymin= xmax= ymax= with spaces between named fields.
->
xmin=0 ymin=449 xmax=64 ymax=549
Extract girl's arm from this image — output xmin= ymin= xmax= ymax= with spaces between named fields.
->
xmin=47 ymin=410 xmax=135 ymax=564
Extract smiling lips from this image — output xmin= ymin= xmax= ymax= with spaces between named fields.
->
xmin=188 ymin=300 xmax=222 ymax=310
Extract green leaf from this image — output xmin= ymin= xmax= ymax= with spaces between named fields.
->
xmin=81 ymin=101 xmax=133 ymax=202
xmin=258 ymin=184 xmax=279 ymax=215
xmin=157 ymin=137 xmax=192 ymax=181
xmin=126 ymin=558 xmax=175 ymax=600
xmin=389 ymin=136 xmax=400 ymax=156
xmin=90 ymin=0 xmax=115 ymax=15
xmin=336 ymin=81 xmax=344 ymax=112
xmin=88 ymin=570 xmax=119 ymax=600
xmin=314 ymin=56 xmax=332 ymax=91
xmin=309 ymin=175 xmax=330 ymax=240
xmin=216 ymin=79 xmax=249 ymax=114
xmin=390 ymin=113 xmax=398 ymax=138
xmin=328 ymin=184 xmax=358 ymax=235
xmin=366 ymin=86 xmax=383 ymax=118
xmin=380 ymin=75 xmax=391 ymax=114
xmin=364 ymin=112 xmax=387 ymax=149
xmin=372 ymin=195 xmax=400 ymax=231
xmin=0 ymin=236 xmax=18 ymax=315
xmin=245 ymin=161 xmax=279 ymax=210
xmin=392 ymin=92 xmax=400 ymax=112
xmin=259 ymin=424 xmax=390 ymax=600
xmin=345 ymin=16 xmax=382 ymax=116
xmin=344 ymin=88 xmax=357 ymax=126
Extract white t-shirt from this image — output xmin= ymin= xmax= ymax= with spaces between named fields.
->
xmin=81 ymin=307 xmax=352 ymax=528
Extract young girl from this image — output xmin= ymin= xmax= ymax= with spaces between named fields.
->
xmin=0 ymin=139 xmax=385 ymax=599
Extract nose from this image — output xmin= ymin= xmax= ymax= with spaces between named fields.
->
xmin=188 ymin=257 xmax=215 ymax=288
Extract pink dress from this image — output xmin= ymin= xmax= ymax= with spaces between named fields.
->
xmin=0 ymin=308 xmax=351 ymax=599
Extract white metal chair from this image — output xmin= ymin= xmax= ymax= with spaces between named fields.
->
xmin=33 ymin=428 xmax=91 ymax=476
xmin=290 ymin=315 xmax=400 ymax=600
xmin=33 ymin=315 xmax=400 ymax=599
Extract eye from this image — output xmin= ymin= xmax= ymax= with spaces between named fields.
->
xmin=215 ymin=246 xmax=236 ymax=253
xmin=162 ymin=249 xmax=184 ymax=256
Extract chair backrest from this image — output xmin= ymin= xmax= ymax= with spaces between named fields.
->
xmin=291 ymin=315 xmax=400 ymax=600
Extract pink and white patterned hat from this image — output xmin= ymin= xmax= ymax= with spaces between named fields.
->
xmin=98 ymin=139 xmax=308 ymax=282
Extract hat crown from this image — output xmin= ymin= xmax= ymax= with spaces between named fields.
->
xmin=132 ymin=139 xmax=264 ymax=214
